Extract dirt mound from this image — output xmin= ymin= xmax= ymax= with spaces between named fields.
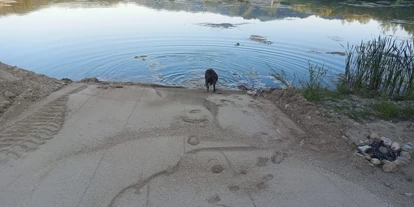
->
xmin=259 ymin=88 xmax=349 ymax=153
xmin=0 ymin=62 xmax=66 ymax=128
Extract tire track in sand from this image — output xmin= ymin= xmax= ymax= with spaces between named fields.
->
xmin=0 ymin=85 xmax=87 ymax=162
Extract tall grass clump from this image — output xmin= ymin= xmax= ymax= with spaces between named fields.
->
xmin=299 ymin=62 xmax=329 ymax=101
xmin=342 ymin=35 xmax=414 ymax=98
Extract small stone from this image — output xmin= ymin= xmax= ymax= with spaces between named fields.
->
xmin=358 ymin=145 xmax=371 ymax=153
xmin=381 ymin=137 xmax=393 ymax=147
xmin=188 ymin=136 xmax=200 ymax=146
xmin=382 ymin=162 xmax=398 ymax=173
xmin=115 ymin=85 xmax=123 ymax=88
xmin=364 ymin=139 xmax=373 ymax=145
xmin=391 ymin=142 xmax=401 ymax=153
xmin=315 ymin=111 xmax=321 ymax=115
xmin=368 ymin=163 xmax=375 ymax=167
xmin=358 ymin=140 xmax=365 ymax=146
xmin=263 ymin=88 xmax=271 ymax=92
xmin=365 ymin=155 xmax=372 ymax=161
xmin=4 ymin=91 xmax=15 ymax=98
xmin=402 ymin=142 xmax=413 ymax=153
xmin=394 ymin=158 xmax=408 ymax=167
xmin=370 ymin=132 xmax=381 ymax=143
xmin=211 ymin=165 xmax=224 ymax=173
xmin=247 ymin=90 xmax=256 ymax=96
xmin=400 ymin=151 xmax=411 ymax=160
xmin=206 ymin=194 xmax=221 ymax=203
xmin=404 ymin=193 xmax=413 ymax=197
xmin=284 ymin=104 xmax=290 ymax=109
xmin=383 ymin=181 xmax=395 ymax=189
xmin=342 ymin=135 xmax=348 ymax=140
xmin=379 ymin=146 xmax=389 ymax=154
xmin=371 ymin=158 xmax=381 ymax=165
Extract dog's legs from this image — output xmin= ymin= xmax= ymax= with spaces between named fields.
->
xmin=213 ymin=83 xmax=216 ymax=92
xmin=206 ymin=82 xmax=209 ymax=92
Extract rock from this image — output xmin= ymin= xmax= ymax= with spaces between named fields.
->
xmin=394 ymin=157 xmax=409 ymax=167
xmin=404 ymin=193 xmax=413 ymax=197
xmin=284 ymin=104 xmax=290 ymax=109
xmin=381 ymin=137 xmax=393 ymax=147
xmin=358 ymin=145 xmax=371 ymax=153
xmin=382 ymin=162 xmax=398 ymax=173
xmin=402 ymin=142 xmax=413 ymax=153
xmin=188 ymin=136 xmax=200 ymax=146
xmin=391 ymin=142 xmax=401 ymax=153
xmin=211 ymin=165 xmax=224 ymax=173
xmin=370 ymin=158 xmax=381 ymax=165
xmin=370 ymin=132 xmax=381 ymax=143
xmin=364 ymin=139 xmax=373 ymax=145
xmin=358 ymin=140 xmax=365 ymax=146
xmin=400 ymin=151 xmax=411 ymax=160
xmin=379 ymin=146 xmax=389 ymax=154
xmin=263 ymin=88 xmax=271 ymax=93
xmin=4 ymin=91 xmax=15 ymax=98
xmin=247 ymin=90 xmax=256 ymax=96
xmin=315 ymin=111 xmax=321 ymax=115
xmin=235 ymin=43 xmax=240 ymax=46
xmin=368 ymin=163 xmax=375 ymax=167
xmin=364 ymin=155 xmax=372 ymax=161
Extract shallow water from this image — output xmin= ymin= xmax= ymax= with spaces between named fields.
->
xmin=0 ymin=0 xmax=413 ymax=89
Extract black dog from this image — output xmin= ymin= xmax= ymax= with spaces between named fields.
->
xmin=205 ymin=68 xmax=218 ymax=92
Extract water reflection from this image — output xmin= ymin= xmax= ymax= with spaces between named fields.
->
xmin=1 ymin=0 xmax=413 ymax=37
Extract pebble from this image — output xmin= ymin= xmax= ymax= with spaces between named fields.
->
xmin=188 ymin=136 xmax=200 ymax=146
xmin=381 ymin=137 xmax=393 ymax=147
xmin=358 ymin=140 xmax=365 ymax=146
xmin=370 ymin=132 xmax=381 ymax=143
xmin=394 ymin=158 xmax=408 ymax=167
xmin=284 ymin=104 xmax=290 ymax=109
xmin=315 ymin=111 xmax=321 ymax=115
xmin=382 ymin=162 xmax=398 ymax=173
xmin=402 ymin=142 xmax=413 ymax=153
xmin=262 ymin=88 xmax=271 ymax=92
xmin=364 ymin=139 xmax=373 ymax=145
xmin=211 ymin=165 xmax=224 ymax=173
xmin=358 ymin=145 xmax=371 ymax=153
xmin=5 ymin=91 xmax=15 ymax=98
xmin=400 ymin=151 xmax=411 ymax=160
xmin=379 ymin=146 xmax=389 ymax=154
xmin=405 ymin=193 xmax=413 ymax=197
xmin=370 ymin=158 xmax=381 ymax=165
xmin=391 ymin=142 xmax=401 ymax=152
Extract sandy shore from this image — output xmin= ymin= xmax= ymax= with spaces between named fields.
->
xmin=1 ymin=62 xmax=413 ymax=206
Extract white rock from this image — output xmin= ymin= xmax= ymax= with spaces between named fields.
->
xmin=381 ymin=137 xmax=393 ymax=147
xmin=370 ymin=158 xmax=381 ymax=165
xmin=358 ymin=145 xmax=371 ymax=153
xmin=391 ymin=142 xmax=401 ymax=152
xmin=405 ymin=193 xmax=413 ymax=197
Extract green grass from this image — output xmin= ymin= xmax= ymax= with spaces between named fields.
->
xmin=342 ymin=35 xmax=414 ymax=98
xmin=372 ymin=101 xmax=400 ymax=118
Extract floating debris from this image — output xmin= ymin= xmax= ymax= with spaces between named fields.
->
xmin=326 ymin=51 xmax=346 ymax=56
xmin=249 ymin=35 xmax=273 ymax=45
xmin=134 ymin=55 xmax=147 ymax=60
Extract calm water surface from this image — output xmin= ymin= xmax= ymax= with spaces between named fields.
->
xmin=0 ymin=0 xmax=413 ymax=89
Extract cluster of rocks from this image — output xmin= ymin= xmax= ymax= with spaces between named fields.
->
xmin=357 ymin=132 xmax=413 ymax=173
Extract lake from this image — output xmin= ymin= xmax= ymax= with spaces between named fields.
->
xmin=0 ymin=0 xmax=413 ymax=89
